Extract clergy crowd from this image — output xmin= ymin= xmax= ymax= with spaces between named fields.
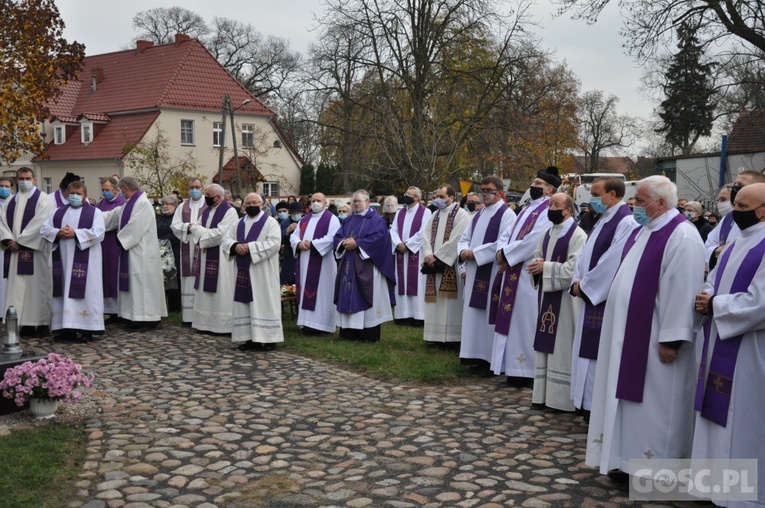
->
xmin=1 ymin=163 xmax=764 ymax=505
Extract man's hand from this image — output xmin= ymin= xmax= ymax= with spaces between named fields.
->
xmin=299 ymin=240 xmax=312 ymax=251
xmin=397 ymin=242 xmax=407 ymax=253
xmin=60 ymin=225 xmax=75 ymax=239
xmin=236 ymin=243 xmax=249 ymax=256
xmin=497 ymin=260 xmax=508 ymax=273
xmin=695 ymin=290 xmax=713 ymax=314
xmin=527 ymin=258 xmax=544 ymax=275
xmin=659 ymin=344 xmax=679 ymax=364
xmin=424 ymin=254 xmax=436 ymax=266
xmin=714 ymin=243 xmax=726 ymax=257
xmin=8 ymin=240 xmax=19 ymax=252
xmin=571 ymin=281 xmax=581 ymax=297
xmin=286 ymin=223 xmax=298 ymax=234
xmin=460 ymin=249 xmax=474 ymax=262
xmin=342 ymin=238 xmax=358 ymax=251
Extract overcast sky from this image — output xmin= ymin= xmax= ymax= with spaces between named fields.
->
xmin=55 ymin=0 xmax=653 ymax=120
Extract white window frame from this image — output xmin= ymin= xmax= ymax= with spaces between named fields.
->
xmin=43 ymin=177 xmax=53 ymax=194
xmin=54 ymin=125 xmax=65 ymax=145
xmin=241 ymin=123 xmax=254 ymax=148
xmin=262 ymin=181 xmax=279 ymax=197
xmin=81 ymin=123 xmax=93 ymax=144
xmin=180 ymin=119 xmax=195 ymax=145
xmin=213 ymin=121 xmax=224 ymax=147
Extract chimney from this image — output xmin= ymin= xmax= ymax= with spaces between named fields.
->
xmin=136 ymin=40 xmax=154 ymax=53
xmin=175 ymin=33 xmax=191 ymax=45
xmin=90 ymin=68 xmax=104 ymax=91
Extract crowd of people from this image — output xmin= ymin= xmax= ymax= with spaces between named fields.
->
xmin=1 ymin=164 xmax=764 ymax=503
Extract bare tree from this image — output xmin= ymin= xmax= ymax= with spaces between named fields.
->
xmin=132 ymin=7 xmax=209 ymax=44
xmin=577 ymin=90 xmax=636 ymax=173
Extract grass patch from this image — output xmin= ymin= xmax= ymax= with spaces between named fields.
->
xmin=0 ymin=423 xmax=87 ymax=508
xmin=281 ymin=319 xmax=480 ymax=384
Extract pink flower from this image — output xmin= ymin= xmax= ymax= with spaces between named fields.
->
xmin=0 ymin=354 xmax=95 ymax=407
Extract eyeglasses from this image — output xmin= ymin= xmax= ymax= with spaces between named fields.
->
xmin=480 ymin=189 xmax=498 ymax=195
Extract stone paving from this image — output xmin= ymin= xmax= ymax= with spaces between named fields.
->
xmin=21 ymin=323 xmax=697 ymax=508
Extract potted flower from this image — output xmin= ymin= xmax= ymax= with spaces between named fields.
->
xmin=0 ymin=353 xmax=95 ymax=419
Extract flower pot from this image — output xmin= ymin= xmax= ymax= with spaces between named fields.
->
xmin=29 ymin=398 xmax=58 ymax=419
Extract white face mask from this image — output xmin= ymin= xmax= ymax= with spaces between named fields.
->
xmin=18 ymin=181 xmax=34 ymax=192
xmin=717 ymin=201 xmax=733 ymax=216
xmin=311 ymin=202 xmax=324 ymax=214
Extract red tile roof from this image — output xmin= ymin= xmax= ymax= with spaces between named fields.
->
xmin=213 ymin=156 xmax=265 ymax=184
xmin=48 ymin=38 xmax=273 ymax=118
xmin=727 ymin=110 xmax=765 ymax=154
xmin=35 ymin=111 xmax=159 ymax=161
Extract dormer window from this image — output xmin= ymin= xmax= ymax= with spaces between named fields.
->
xmin=54 ymin=125 xmax=65 ymax=145
xmin=81 ymin=123 xmax=93 ymax=144
xmin=273 ymin=140 xmax=282 ymax=148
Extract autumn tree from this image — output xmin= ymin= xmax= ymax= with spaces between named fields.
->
xmin=122 ymin=125 xmax=201 ymax=197
xmin=1 ymin=0 xmax=84 ymax=165
xmin=132 ymin=6 xmax=208 ymax=44
xmin=577 ymin=90 xmax=636 ymax=173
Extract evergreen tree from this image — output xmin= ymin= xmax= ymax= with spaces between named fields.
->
xmin=315 ymin=163 xmax=338 ymax=194
xmin=656 ymin=23 xmax=716 ymax=155
xmin=299 ymin=163 xmax=315 ymax=194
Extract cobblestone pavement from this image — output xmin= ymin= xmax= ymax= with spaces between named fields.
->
xmin=22 ymin=323 xmax=697 ymax=508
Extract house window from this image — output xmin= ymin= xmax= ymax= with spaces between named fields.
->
xmin=81 ymin=123 xmax=93 ymax=143
xmin=43 ymin=178 xmax=53 ymax=194
xmin=181 ymin=120 xmax=195 ymax=145
xmin=213 ymin=122 xmax=223 ymax=147
xmin=273 ymin=140 xmax=282 ymax=148
xmin=262 ymin=181 xmax=279 ymax=197
xmin=241 ymin=124 xmax=254 ymax=148
xmin=54 ymin=126 xmax=65 ymax=145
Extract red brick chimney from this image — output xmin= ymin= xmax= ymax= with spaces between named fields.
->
xmin=90 ymin=67 xmax=104 ymax=91
xmin=175 ymin=33 xmax=191 ymax=45
xmin=136 ymin=40 xmax=154 ymax=53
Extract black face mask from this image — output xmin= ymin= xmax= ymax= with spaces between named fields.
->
xmin=547 ymin=209 xmax=564 ymax=225
xmin=402 ymin=195 xmax=415 ymax=205
xmin=732 ymin=208 xmax=761 ymax=230
xmin=246 ymin=206 xmax=260 ymax=217
xmin=529 ymin=186 xmax=544 ymax=200
xmin=730 ymin=184 xmax=743 ymax=204
xmin=204 ymin=196 xmax=216 ymax=207
xmin=466 ymin=202 xmax=477 ymax=212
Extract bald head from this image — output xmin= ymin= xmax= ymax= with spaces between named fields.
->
xmin=734 ymin=183 xmax=765 ymax=210
xmin=244 ymin=193 xmax=263 ymax=206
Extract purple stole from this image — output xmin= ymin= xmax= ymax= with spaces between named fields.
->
xmin=615 ymin=213 xmax=686 ymax=402
xmin=395 ymin=205 xmax=426 ymax=296
xmin=96 ymin=194 xmax=125 ymax=298
xmin=468 ymin=203 xmax=508 ymax=309
xmin=6 ymin=188 xmax=41 ymax=275
xmin=51 ymin=204 xmax=96 ymax=299
xmin=491 ymin=199 xmax=550 ymax=333
xmin=694 ymin=234 xmax=765 ymax=426
xmin=578 ymin=205 xmax=634 ymax=359
xmin=195 ymin=201 xmax=233 ymax=292
xmin=118 ymin=190 xmax=144 ymax=292
xmin=295 ymin=211 xmax=332 ymax=311
xmin=180 ymin=199 xmax=207 ymax=276
xmin=233 ymin=215 xmax=268 ymax=303
xmin=52 ymin=189 xmax=67 ymax=208
xmin=1 ymin=200 xmax=8 ymax=279
xmin=533 ymin=222 xmax=577 ymax=353
xmin=717 ymin=213 xmax=735 ymax=245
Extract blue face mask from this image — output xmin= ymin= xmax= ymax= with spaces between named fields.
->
xmin=0 ymin=187 xmax=10 ymax=199
xmin=291 ymin=214 xmax=303 ymax=222
xmin=277 ymin=212 xmax=288 ymax=221
xmin=189 ymin=188 xmax=202 ymax=199
xmin=68 ymin=194 xmax=83 ymax=207
xmin=338 ymin=213 xmax=347 ymax=220
xmin=632 ymin=205 xmax=651 ymax=226
xmin=102 ymin=190 xmax=114 ymax=201
xmin=589 ymin=196 xmax=608 ymax=214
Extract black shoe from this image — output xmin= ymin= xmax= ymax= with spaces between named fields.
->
xmin=530 ymin=403 xmax=546 ymax=410
xmin=262 ymin=343 xmax=276 ymax=351
xmin=105 ymin=315 xmax=121 ymax=325
xmin=506 ymin=376 xmax=533 ymax=388
xmin=607 ymin=469 xmax=629 ymax=484
xmin=34 ymin=326 xmax=50 ymax=338
xmin=237 ymin=341 xmax=260 ymax=351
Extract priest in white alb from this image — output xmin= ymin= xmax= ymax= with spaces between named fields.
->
xmin=0 ymin=177 xmax=14 ymax=317
xmin=527 ymin=193 xmax=586 ymax=411
xmin=390 ymin=186 xmax=431 ymax=327
xmin=190 ymin=183 xmax=238 ymax=334
xmin=95 ymin=176 xmax=125 ymax=319
xmin=171 ymin=177 xmax=206 ymax=324
xmin=491 ymin=167 xmax=558 ymax=386
xmin=290 ymin=192 xmax=340 ymax=335
xmin=101 ymin=177 xmax=167 ymax=329
xmin=458 ymin=176 xmax=515 ymax=366
xmin=586 ymin=175 xmax=705 ymax=482
xmin=0 ymin=167 xmax=55 ymax=337
xmin=222 ymin=193 xmax=283 ymax=351
xmin=692 ymin=183 xmax=765 ymax=507
xmin=422 ymin=184 xmax=470 ymax=344
xmin=570 ymin=177 xmax=637 ymax=419
xmin=41 ymin=181 xmax=105 ymax=340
